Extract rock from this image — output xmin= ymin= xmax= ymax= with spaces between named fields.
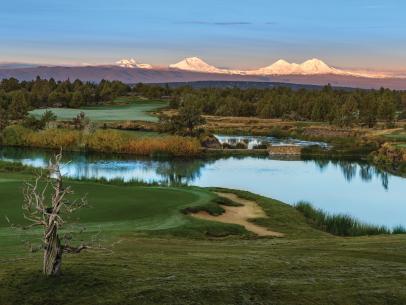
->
xmin=268 ymin=145 xmax=302 ymax=155
xmin=201 ymin=134 xmax=222 ymax=149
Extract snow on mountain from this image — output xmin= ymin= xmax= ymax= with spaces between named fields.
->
xmin=300 ymin=58 xmax=339 ymax=74
xmin=250 ymin=58 xmax=342 ymax=75
xmin=168 ymin=57 xmax=351 ymax=76
xmin=116 ymin=56 xmax=393 ymax=79
xmin=169 ymin=57 xmax=224 ymax=73
xmin=116 ymin=58 xmax=152 ymax=69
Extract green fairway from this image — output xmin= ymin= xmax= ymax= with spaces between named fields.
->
xmin=1 ymin=171 xmax=406 ymax=305
xmin=0 ymin=173 xmax=225 ymax=233
xmin=30 ymin=98 xmax=168 ymax=122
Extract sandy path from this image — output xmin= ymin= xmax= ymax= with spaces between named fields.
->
xmin=191 ymin=192 xmax=284 ymax=237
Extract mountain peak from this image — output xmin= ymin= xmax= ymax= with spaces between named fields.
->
xmin=169 ymin=57 xmax=222 ymax=73
xmin=252 ymin=58 xmax=339 ymax=75
xmin=273 ymin=59 xmax=291 ymax=65
xmin=300 ymin=58 xmax=333 ymax=74
xmin=116 ymin=58 xmax=152 ymax=69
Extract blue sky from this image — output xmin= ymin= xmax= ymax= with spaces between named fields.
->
xmin=1 ymin=0 xmax=405 ymax=69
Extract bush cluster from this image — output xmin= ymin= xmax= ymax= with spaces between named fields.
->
xmin=1 ymin=126 xmax=201 ymax=157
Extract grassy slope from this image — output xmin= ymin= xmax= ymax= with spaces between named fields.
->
xmin=30 ymin=98 xmax=168 ymax=122
xmin=0 ymin=173 xmax=406 ymax=305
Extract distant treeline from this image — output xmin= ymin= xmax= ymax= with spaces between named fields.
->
xmin=1 ymin=77 xmax=406 ymax=128
xmin=134 ymin=82 xmax=406 ymax=127
xmin=0 ymin=77 xmax=131 ymax=121
xmin=169 ymin=86 xmax=406 ymax=128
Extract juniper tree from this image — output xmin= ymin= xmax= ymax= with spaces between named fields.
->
xmin=22 ymin=152 xmax=88 ymax=276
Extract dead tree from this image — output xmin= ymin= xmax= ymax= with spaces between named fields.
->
xmin=22 ymin=152 xmax=87 ymax=276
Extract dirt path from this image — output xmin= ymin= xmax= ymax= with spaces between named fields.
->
xmin=191 ymin=192 xmax=284 ymax=237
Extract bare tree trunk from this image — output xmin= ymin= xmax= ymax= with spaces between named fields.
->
xmin=42 ymin=156 xmax=65 ymax=276
xmin=43 ymin=224 xmax=63 ymax=276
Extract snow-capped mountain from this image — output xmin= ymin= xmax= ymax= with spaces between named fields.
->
xmin=169 ymin=57 xmax=224 ymax=73
xmin=167 ymin=57 xmax=390 ymax=78
xmin=116 ymin=58 xmax=152 ymax=69
xmin=168 ymin=57 xmax=351 ymax=76
xmin=249 ymin=59 xmax=343 ymax=75
xmin=2 ymin=56 xmax=404 ymax=89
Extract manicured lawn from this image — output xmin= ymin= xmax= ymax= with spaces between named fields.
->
xmin=1 ymin=172 xmax=406 ymax=305
xmin=30 ymin=98 xmax=168 ymax=122
xmin=0 ymin=173 xmax=219 ymax=232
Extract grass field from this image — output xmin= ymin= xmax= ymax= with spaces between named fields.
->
xmin=30 ymin=98 xmax=168 ymax=122
xmin=1 ymin=171 xmax=406 ymax=305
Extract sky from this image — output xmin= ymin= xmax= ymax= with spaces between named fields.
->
xmin=1 ymin=0 xmax=406 ymax=70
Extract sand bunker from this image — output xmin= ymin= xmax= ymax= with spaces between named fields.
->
xmin=191 ymin=192 xmax=284 ymax=237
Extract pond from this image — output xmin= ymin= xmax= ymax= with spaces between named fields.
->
xmin=0 ymin=147 xmax=405 ymax=228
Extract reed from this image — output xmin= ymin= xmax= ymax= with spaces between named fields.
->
xmin=295 ymin=201 xmax=392 ymax=236
xmin=1 ymin=125 xmax=201 ymax=157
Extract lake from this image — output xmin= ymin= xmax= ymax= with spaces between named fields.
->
xmin=0 ymin=147 xmax=405 ymax=228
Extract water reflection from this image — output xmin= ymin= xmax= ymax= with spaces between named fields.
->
xmin=0 ymin=147 xmax=394 ymax=188
xmin=309 ymin=158 xmax=389 ymax=189
xmin=1 ymin=147 xmax=405 ymax=227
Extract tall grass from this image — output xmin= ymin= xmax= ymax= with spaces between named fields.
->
xmin=295 ymin=201 xmax=393 ymax=236
xmin=1 ymin=125 xmax=201 ymax=157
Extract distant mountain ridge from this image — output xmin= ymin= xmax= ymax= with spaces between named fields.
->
xmin=116 ymin=56 xmax=393 ymax=79
xmin=1 ymin=60 xmax=406 ymax=90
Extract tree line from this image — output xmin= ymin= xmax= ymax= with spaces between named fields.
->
xmin=167 ymin=85 xmax=406 ymax=128
xmin=1 ymin=77 xmax=406 ymax=130
xmin=0 ymin=77 xmax=131 ymax=122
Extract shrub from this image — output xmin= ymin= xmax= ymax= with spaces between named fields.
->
xmin=28 ymin=129 xmax=80 ymax=150
xmin=86 ymin=130 xmax=127 ymax=153
xmin=125 ymin=136 xmax=201 ymax=156
xmin=1 ymin=125 xmax=30 ymax=146
xmin=0 ymin=125 xmax=201 ymax=157
xmin=269 ymin=126 xmax=289 ymax=138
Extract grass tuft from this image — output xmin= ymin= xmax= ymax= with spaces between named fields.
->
xmin=295 ymin=201 xmax=392 ymax=236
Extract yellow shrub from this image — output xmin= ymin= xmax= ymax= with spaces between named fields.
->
xmin=86 ymin=130 xmax=127 ymax=153
xmin=1 ymin=125 xmax=201 ymax=156
xmin=125 ymin=136 xmax=201 ymax=156
xmin=27 ymin=129 xmax=80 ymax=150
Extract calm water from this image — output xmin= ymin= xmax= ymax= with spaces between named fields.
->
xmin=214 ymin=134 xmax=329 ymax=149
xmin=1 ymin=147 xmax=405 ymax=228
